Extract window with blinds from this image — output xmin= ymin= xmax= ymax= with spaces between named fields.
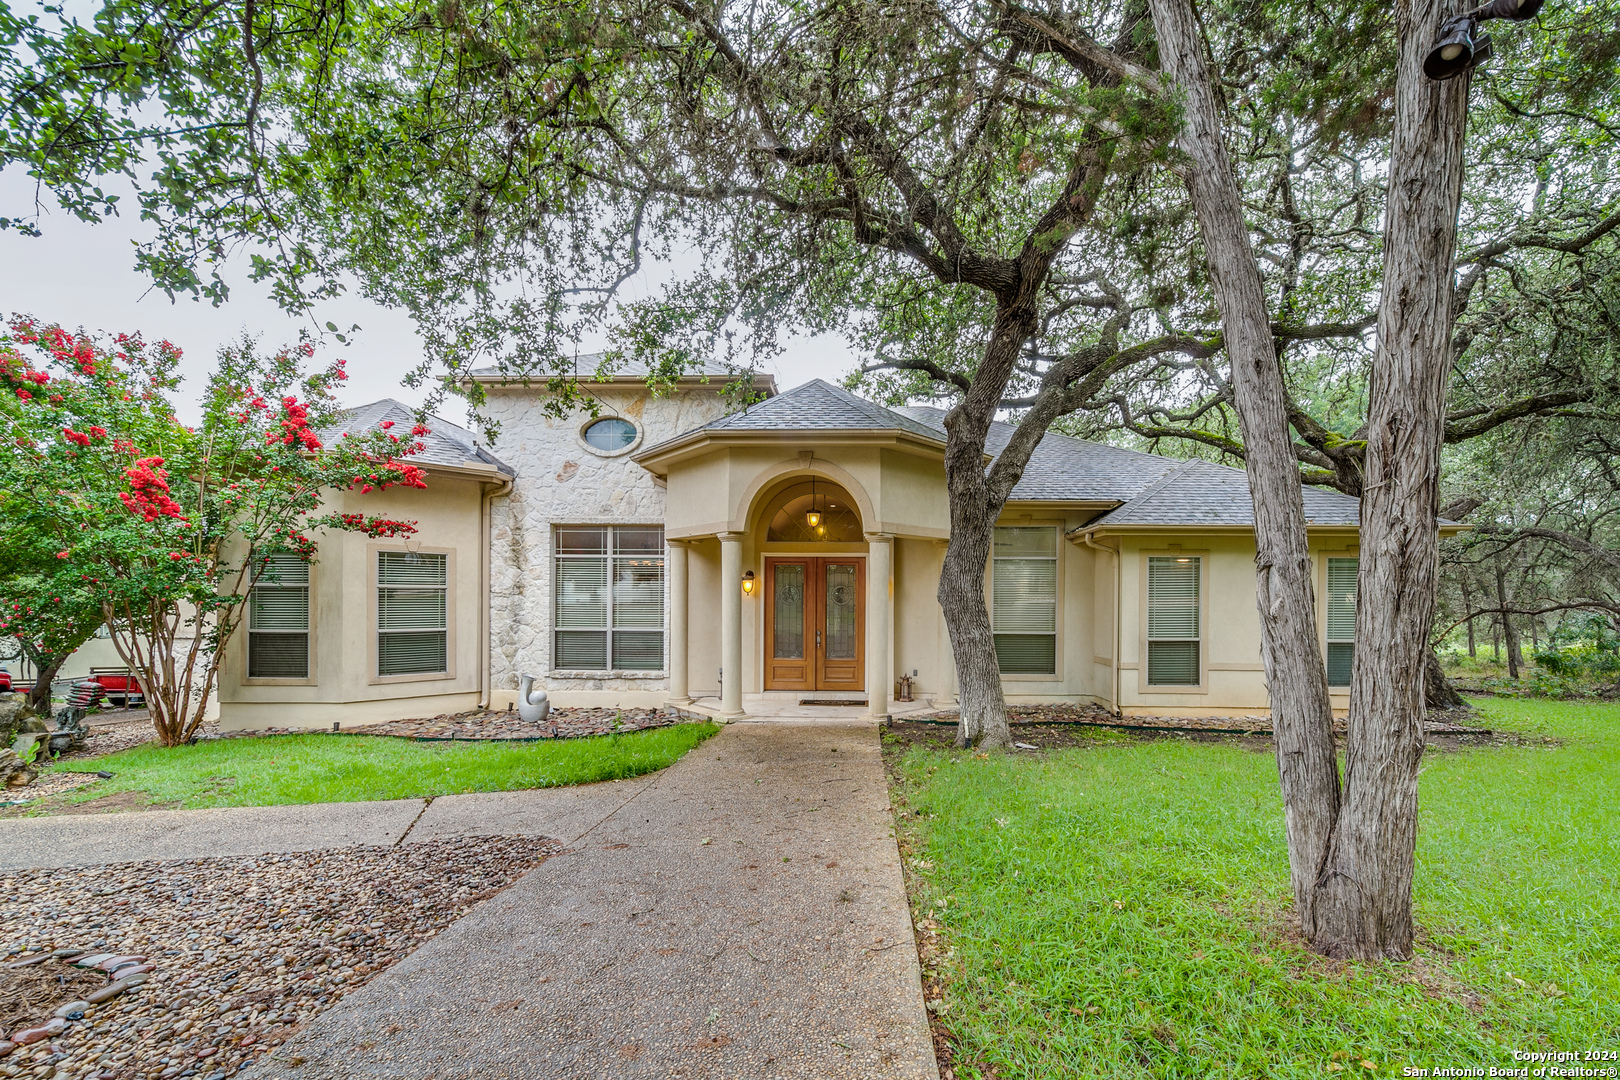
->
xmin=1326 ymin=557 xmax=1358 ymax=686
xmin=554 ymin=526 xmax=664 ymax=670
xmin=249 ymin=554 xmax=310 ymax=679
xmin=377 ymin=551 xmax=448 ymax=676
xmin=992 ymin=527 xmax=1057 ymax=675
xmin=1147 ymin=556 xmax=1201 ymax=685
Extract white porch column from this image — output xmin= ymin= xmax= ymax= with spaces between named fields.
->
xmin=865 ymin=532 xmax=893 ymax=721
xmin=666 ymin=540 xmax=690 ymax=706
xmin=719 ymin=532 xmax=745 ymax=718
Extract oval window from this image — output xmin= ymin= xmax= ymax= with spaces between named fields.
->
xmin=583 ymin=417 xmax=637 ymax=452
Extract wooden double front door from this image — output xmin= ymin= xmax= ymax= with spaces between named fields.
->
xmin=763 ymin=557 xmax=865 ymax=693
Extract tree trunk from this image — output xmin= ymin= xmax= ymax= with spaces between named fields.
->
xmin=1495 ymin=561 xmax=1521 ymax=679
xmin=1147 ymin=0 xmax=1342 ymax=934
xmin=25 ymin=655 xmax=63 ymax=715
xmin=938 ymin=304 xmax=1037 ymax=751
xmin=1313 ymin=0 xmax=1471 ymax=960
xmin=1461 ymin=576 xmax=1476 ymax=657
xmin=1424 ymin=647 xmax=1466 ymax=711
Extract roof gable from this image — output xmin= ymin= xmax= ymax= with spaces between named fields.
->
xmin=699 ymin=379 xmax=947 ymax=443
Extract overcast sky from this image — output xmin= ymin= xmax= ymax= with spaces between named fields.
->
xmin=0 ymin=167 xmax=857 ymax=433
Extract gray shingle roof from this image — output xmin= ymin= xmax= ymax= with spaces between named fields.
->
xmin=896 ymin=406 xmax=1180 ymax=502
xmin=467 ymin=354 xmax=761 ymax=383
xmin=648 ymin=380 xmax=1374 ymax=528
xmin=1082 ymin=458 xmax=1363 ymax=528
xmin=327 ymin=399 xmax=514 ymax=476
xmin=669 ymin=379 xmax=947 ymax=444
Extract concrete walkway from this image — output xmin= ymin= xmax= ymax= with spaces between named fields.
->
xmin=0 ymin=774 xmax=660 ymax=870
xmin=2 ymin=724 xmax=938 ymax=1080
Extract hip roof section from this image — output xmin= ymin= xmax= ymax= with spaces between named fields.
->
xmin=328 ymin=399 xmax=514 ymax=477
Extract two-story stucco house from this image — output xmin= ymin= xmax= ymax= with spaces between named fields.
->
xmin=216 ymin=365 xmax=1453 ymax=730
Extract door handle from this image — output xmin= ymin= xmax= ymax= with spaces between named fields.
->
xmin=816 ymin=629 xmax=822 ymax=650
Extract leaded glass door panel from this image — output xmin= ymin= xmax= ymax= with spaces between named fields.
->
xmin=814 ymin=560 xmax=864 ymax=693
xmin=764 ymin=559 xmax=813 ymax=691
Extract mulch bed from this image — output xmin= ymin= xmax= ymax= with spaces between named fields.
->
xmin=889 ymin=703 xmax=1539 ymax=754
xmin=0 ymin=961 xmax=107 ymax=1036
xmin=0 ymin=836 xmax=558 ymax=1079
xmin=225 ymin=706 xmax=687 ymax=742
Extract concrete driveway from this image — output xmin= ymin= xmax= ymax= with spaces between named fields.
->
xmin=202 ymin=722 xmax=938 ymax=1079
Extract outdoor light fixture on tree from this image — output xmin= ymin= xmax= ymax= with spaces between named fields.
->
xmin=1424 ymin=0 xmax=1545 ymax=79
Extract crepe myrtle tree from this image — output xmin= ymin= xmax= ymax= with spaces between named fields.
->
xmin=0 ymin=321 xmax=427 ymax=746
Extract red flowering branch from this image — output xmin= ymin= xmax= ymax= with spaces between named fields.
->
xmin=307 ymin=512 xmax=419 ymax=538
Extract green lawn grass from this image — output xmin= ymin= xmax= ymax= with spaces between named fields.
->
xmin=890 ymin=699 xmax=1620 ymax=1078
xmin=46 ymin=722 xmax=719 ymax=810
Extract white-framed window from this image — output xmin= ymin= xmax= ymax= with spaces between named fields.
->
xmin=992 ymin=526 xmax=1057 ymax=675
xmin=554 ymin=526 xmax=665 ymax=670
xmin=249 ymin=554 xmax=310 ymax=679
xmin=377 ymin=551 xmax=448 ymax=676
xmin=1326 ymin=557 xmax=1357 ymax=687
xmin=1147 ymin=555 xmax=1201 ymax=686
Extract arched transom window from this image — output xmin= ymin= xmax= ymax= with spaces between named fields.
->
xmin=764 ymin=480 xmax=862 ymax=543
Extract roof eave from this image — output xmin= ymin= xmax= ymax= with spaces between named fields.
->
xmin=1072 ymin=522 xmax=1470 ymax=538
xmin=634 ymin=427 xmax=947 ymax=476
xmin=463 ymin=372 xmax=779 ymax=393
xmin=1073 ymin=523 xmax=1363 ymax=538
xmin=416 ymin=460 xmax=515 ymax=482
xmin=1001 ymin=499 xmax=1123 ymax=513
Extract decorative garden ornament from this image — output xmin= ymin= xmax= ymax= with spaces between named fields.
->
xmin=517 ymin=674 xmax=550 ymax=724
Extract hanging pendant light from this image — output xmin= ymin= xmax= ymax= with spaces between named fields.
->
xmin=805 ymin=471 xmax=822 ymax=529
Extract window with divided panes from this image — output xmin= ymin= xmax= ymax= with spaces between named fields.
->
xmin=1147 ymin=555 xmax=1201 ymax=685
xmin=377 ymin=551 xmax=449 ymax=676
xmin=554 ymin=526 xmax=664 ymax=670
xmin=1326 ymin=556 xmax=1357 ymax=686
xmin=248 ymin=554 xmax=310 ymax=679
xmin=992 ymin=527 xmax=1057 ymax=675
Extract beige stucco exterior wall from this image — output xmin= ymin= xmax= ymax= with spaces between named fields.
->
xmin=660 ymin=443 xmax=951 ymax=542
xmin=986 ymin=510 xmax=1108 ymax=706
xmin=893 ymin=538 xmax=951 ymax=701
xmin=1109 ymin=530 xmax=1358 ymax=717
xmin=216 ymin=475 xmax=488 ymax=730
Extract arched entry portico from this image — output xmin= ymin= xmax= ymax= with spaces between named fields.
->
xmin=665 ymin=461 xmax=895 ymax=721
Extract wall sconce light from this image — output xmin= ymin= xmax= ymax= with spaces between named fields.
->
xmin=742 ymin=570 xmax=756 ymax=596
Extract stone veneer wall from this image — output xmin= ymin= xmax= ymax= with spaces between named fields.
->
xmin=482 ymin=385 xmax=736 ymax=706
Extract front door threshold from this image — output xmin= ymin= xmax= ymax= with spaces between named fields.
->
xmin=798 ymin=698 xmax=867 ymax=707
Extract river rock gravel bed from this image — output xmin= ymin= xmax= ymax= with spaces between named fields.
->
xmin=0 ymin=836 xmax=560 ymax=1079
